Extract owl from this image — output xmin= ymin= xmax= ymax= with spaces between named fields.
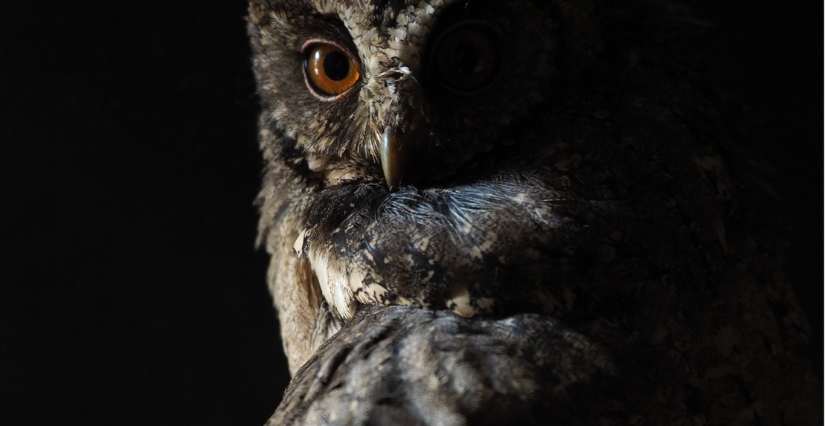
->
xmin=247 ymin=0 xmax=820 ymax=425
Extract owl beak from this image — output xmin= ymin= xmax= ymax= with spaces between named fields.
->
xmin=381 ymin=127 xmax=412 ymax=191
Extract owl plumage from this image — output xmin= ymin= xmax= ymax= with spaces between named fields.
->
xmin=248 ymin=0 xmax=820 ymax=424
xmin=251 ymin=0 xmax=601 ymax=371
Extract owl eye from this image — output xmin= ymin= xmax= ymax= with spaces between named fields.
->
xmin=303 ymin=42 xmax=361 ymax=100
xmin=432 ymin=23 xmax=500 ymax=92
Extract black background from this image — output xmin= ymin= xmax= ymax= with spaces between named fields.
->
xmin=1 ymin=1 xmax=821 ymax=425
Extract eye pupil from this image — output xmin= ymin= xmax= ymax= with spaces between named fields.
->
xmin=323 ymin=51 xmax=351 ymax=81
xmin=450 ymin=41 xmax=483 ymax=76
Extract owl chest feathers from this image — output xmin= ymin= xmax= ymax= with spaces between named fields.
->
xmin=290 ymin=180 xmax=579 ymax=323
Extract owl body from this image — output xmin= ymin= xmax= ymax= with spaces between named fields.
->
xmin=249 ymin=0 xmax=820 ymax=424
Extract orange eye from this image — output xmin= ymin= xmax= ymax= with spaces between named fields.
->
xmin=303 ymin=42 xmax=361 ymax=99
xmin=432 ymin=23 xmax=500 ymax=93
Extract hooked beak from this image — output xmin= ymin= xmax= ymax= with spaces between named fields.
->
xmin=381 ymin=127 xmax=414 ymax=191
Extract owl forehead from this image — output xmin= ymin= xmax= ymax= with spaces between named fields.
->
xmin=309 ymin=0 xmax=461 ymax=72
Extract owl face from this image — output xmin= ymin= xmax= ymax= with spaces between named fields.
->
xmin=250 ymin=0 xmax=733 ymax=374
xmin=248 ymin=0 xmax=583 ymax=189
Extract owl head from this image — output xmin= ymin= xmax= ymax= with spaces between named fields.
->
xmin=248 ymin=0 xmax=601 ymax=190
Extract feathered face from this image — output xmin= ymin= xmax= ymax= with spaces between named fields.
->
xmin=249 ymin=0 xmax=733 ymax=374
xmin=247 ymin=0 xmax=579 ymax=189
